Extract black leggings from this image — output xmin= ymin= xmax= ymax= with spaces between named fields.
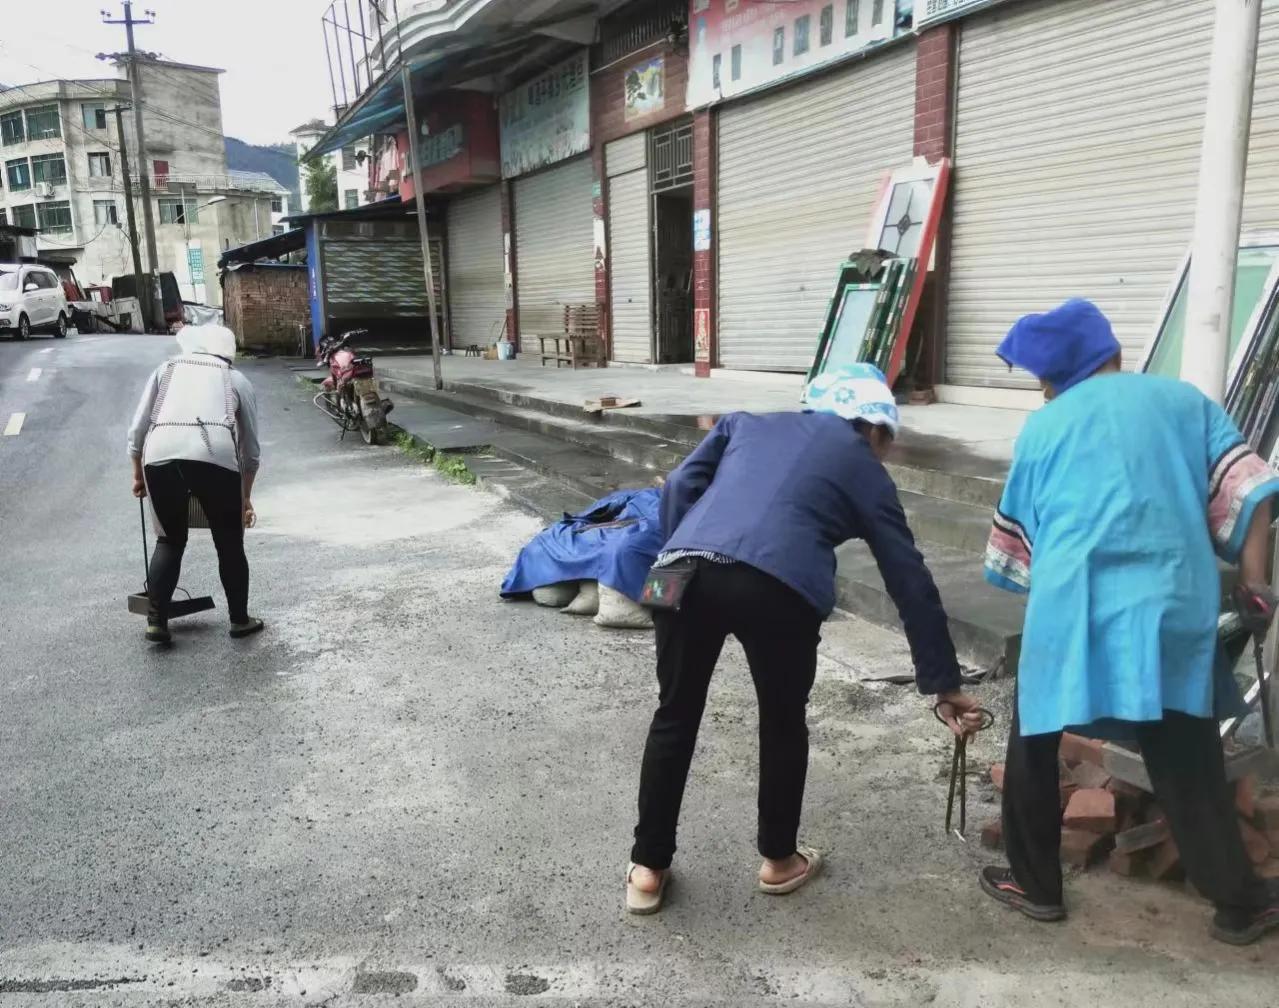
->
xmin=145 ymin=460 xmax=249 ymax=623
xmin=631 ymin=559 xmax=823 ymax=870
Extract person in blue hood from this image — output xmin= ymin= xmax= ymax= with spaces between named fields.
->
xmin=625 ymin=364 xmax=982 ymax=915
xmin=980 ymin=298 xmax=1279 ymax=946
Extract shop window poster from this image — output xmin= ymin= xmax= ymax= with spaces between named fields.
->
xmin=687 ymin=0 xmax=907 ymax=110
xmin=624 ymin=57 xmax=666 ymax=121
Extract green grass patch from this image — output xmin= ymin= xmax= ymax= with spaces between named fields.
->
xmin=391 ymin=428 xmax=479 ymax=485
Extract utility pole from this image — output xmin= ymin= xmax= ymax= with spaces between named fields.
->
xmin=103 ymin=3 xmax=166 ymax=332
xmin=111 ymin=104 xmax=149 ymax=330
xmin=1181 ymin=0 xmax=1262 ymax=404
xmin=401 ymin=63 xmax=444 ymax=390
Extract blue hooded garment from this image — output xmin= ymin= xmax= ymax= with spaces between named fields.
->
xmin=500 ymin=488 xmax=664 ymax=602
xmin=996 ymin=298 xmax=1122 ymax=392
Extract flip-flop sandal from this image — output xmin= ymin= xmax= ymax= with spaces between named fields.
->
xmin=759 ymin=845 xmax=823 ymax=895
xmin=625 ymin=863 xmax=669 ymax=915
xmin=229 ymin=618 xmax=265 ymax=639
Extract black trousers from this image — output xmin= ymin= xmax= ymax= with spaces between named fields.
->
xmin=144 ymin=460 xmax=249 ymax=624
xmin=1003 ymin=699 xmax=1266 ymax=913
xmin=631 ymin=560 xmax=823 ymax=870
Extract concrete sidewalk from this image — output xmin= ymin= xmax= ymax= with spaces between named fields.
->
xmin=382 ymin=353 xmax=1027 ymax=466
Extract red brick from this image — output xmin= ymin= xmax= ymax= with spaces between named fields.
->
xmin=1236 ymin=776 xmax=1257 ymax=820
xmin=1150 ymin=836 xmax=1183 ymax=881
xmin=1060 ymin=828 xmax=1108 ymax=868
xmin=1070 ymin=763 xmax=1112 ymax=791
xmin=989 ymin=762 xmax=1005 ymax=791
xmin=1107 ymin=777 xmax=1147 ymax=801
xmin=980 ymin=818 xmax=1003 ymax=850
xmin=1256 ymin=795 xmax=1279 ymax=831
xmin=1063 ymin=788 xmax=1117 ymax=834
xmin=1060 ymin=733 xmax=1106 ymax=768
xmin=1108 ymin=849 xmax=1145 ymax=878
xmin=1239 ymin=817 xmax=1272 ymax=866
xmin=1114 ymin=817 xmax=1168 ymax=854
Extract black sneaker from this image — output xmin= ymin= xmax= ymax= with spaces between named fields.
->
xmin=229 ymin=617 xmax=265 ymax=639
xmin=979 ymin=866 xmax=1067 ymax=922
xmin=145 ymin=621 xmax=171 ymax=645
xmin=1211 ymin=883 xmax=1279 ymax=946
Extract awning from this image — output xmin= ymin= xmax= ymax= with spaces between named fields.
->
xmin=281 ymin=194 xmax=424 ymax=227
xmin=218 ymin=228 xmax=306 ymax=268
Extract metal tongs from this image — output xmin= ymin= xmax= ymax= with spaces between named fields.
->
xmin=933 ymin=702 xmax=995 ymax=839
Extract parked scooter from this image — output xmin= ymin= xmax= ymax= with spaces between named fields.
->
xmin=313 ymin=328 xmax=394 ymax=445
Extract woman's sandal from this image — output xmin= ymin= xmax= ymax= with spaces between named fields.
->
xmin=625 ymin=863 xmax=669 ymax=915
xmin=229 ymin=618 xmax=265 ymax=639
xmin=758 ymin=845 xmax=824 ymax=895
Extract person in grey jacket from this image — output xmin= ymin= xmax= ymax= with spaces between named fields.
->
xmin=126 ymin=324 xmax=262 ymax=644
xmin=625 ymin=364 xmax=982 ymax=914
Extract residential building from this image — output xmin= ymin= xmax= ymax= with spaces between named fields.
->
xmin=0 ymin=56 xmax=279 ymax=306
xmin=290 ymin=119 xmax=372 ymax=213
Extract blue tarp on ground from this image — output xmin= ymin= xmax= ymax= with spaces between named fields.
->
xmin=500 ymin=488 xmax=663 ymax=602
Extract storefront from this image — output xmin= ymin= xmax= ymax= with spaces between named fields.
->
xmin=944 ymin=0 xmax=1279 ymax=393
xmin=390 ymin=91 xmax=503 ymax=350
xmin=446 ymin=185 xmax=505 ymax=347
xmin=695 ymin=0 xmax=915 ymax=371
xmin=502 ymin=52 xmax=597 ymax=353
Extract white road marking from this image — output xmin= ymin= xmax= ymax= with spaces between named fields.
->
xmin=38 ymin=347 xmax=53 ymax=354
xmin=3 ymin=412 xmax=25 ymax=436
xmin=26 ymin=367 xmax=41 ymax=382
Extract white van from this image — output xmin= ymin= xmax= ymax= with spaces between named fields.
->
xmin=0 ymin=264 xmax=70 ymax=340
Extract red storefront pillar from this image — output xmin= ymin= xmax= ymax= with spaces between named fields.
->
xmin=913 ymin=23 xmax=957 ymax=390
xmin=691 ymin=108 xmax=716 ymax=378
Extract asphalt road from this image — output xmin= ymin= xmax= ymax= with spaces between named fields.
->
xmin=0 ymin=332 xmax=1274 ymax=1007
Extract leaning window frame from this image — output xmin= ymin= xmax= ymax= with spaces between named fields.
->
xmin=1138 ymin=231 xmax=1279 ymax=415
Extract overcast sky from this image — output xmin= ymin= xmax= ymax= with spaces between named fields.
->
xmin=0 ymin=0 xmax=339 ymax=145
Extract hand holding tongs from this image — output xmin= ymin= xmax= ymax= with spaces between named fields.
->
xmin=933 ymin=701 xmax=996 ymax=839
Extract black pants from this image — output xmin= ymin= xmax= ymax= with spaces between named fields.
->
xmin=1003 ymin=699 xmax=1265 ymax=913
xmin=631 ymin=560 xmax=823 ymax=870
xmin=144 ymin=460 xmax=249 ymax=624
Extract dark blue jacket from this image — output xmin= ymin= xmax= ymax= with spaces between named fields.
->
xmin=661 ymin=411 xmax=961 ymax=695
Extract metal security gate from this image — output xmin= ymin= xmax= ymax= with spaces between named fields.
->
xmin=606 ymin=134 xmax=651 ymax=363
xmin=319 ymin=219 xmax=444 ymax=342
xmin=446 ymin=185 xmax=505 ymax=348
xmin=716 ymin=45 xmax=916 ymax=371
xmin=513 ymin=157 xmax=595 ymax=354
xmin=946 ymin=0 xmax=1279 ymax=389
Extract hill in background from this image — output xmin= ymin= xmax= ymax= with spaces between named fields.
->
xmin=225 ymin=137 xmax=301 ymax=210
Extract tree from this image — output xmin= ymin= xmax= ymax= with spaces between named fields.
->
xmin=303 ymin=158 xmax=338 ymax=213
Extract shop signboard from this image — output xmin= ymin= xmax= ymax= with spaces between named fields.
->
xmin=914 ymin=0 xmax=1006 ymax=28
xmin=500 ymin=51 xmax=591 ymax=178
xmin=687 ymin=0 xmax=906 ymax=110
xmin=395 ymin=91 xmax=501 ymax=200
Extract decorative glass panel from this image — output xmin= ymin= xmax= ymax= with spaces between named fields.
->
xmin=876 ymin=179 xmax=934 ymax=257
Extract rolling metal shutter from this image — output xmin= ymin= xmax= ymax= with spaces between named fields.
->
xmin=947 ymin=0 xmax=1279 ymax=388
xmin=606 ymin=134 xmax=652 ymax=363
xmin=446 ymin=185 xmax=505 ymax=348
xmin=513 ymin=156 xmax=595 ymax=354
xmin=716 ymin=45 xmax=916 ymax=371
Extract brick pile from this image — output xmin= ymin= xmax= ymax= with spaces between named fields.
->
xmin=223 ymin=265 xmax=309 ymax=354
xmin=981 ymin=732 xmax=1279 ymax=883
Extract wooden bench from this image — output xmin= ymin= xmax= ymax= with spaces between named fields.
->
xmin=538 ymin=304 xmax=606 ymax=368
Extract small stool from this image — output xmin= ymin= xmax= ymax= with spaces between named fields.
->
xmin=465 ymin=344 xmax=482 ymax=357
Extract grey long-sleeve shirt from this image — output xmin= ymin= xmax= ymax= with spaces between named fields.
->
xmin=126 ymin=360 xmax=261 ymax=474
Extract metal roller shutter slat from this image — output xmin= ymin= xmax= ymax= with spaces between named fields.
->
xmin=446 ymin=185 xmax=505 ymax=347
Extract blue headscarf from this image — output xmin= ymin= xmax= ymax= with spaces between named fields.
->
xmin=803 ymin=363 xmax=900 ymax=436
xmin=996 ymin=299 xmax=1121 ymax=393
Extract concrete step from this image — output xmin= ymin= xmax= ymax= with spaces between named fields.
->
xmin=467 ymin=455 xmax=595 ymax=524
xmin=897 ymin=489 xmax=994 ymax=555
xmin=835 ymin=539 xmax=1023 ymax=673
